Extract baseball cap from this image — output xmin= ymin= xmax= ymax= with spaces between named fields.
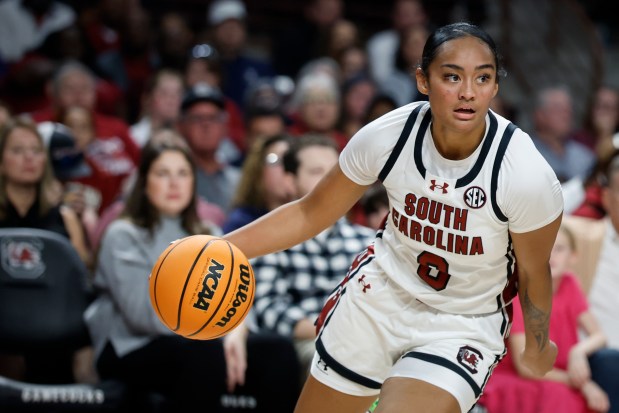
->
xmin=208 ymin=0 xmax=246 ymax=26
xmin=181 ymin=83 xmax=226 ymax=112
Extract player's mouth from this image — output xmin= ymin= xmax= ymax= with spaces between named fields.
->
xmin=454 ymin=107 xmax=476 ymax=120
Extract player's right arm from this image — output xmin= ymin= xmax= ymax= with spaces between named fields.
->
xmin=224 ymin=164 xmax=369 ymax=260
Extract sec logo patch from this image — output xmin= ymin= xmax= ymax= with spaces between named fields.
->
xmin=463 ymin=186 xmax=486 ymax=209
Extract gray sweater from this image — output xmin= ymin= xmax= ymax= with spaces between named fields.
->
xmin=84 ymin=217 xmax=189 ymax=359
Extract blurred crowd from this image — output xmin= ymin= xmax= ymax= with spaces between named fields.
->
xmin=1 ymin=0 xmax=619 ymax=412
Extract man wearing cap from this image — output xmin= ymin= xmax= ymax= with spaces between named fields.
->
xmin=178 ymin=82 xmax=241 ymax=213
xmin=207 ymin=0 xmax=275 ymax=110
xmin=30 ymin=61 xmax=139 ymax=215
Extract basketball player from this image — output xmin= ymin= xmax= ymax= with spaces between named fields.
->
xmin=224 ymin=22 xmax=563 ymax=413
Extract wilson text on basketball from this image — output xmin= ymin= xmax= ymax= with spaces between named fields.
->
xmin=215 ymin=264 xmax=251 ymax=327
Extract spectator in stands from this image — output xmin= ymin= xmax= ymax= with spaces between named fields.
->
xmin=326 ymin=19 xmax=360 ymax=62
xmin=223 ymin=134 xmax=294 ymax=233
xmin=531 ymin=85 xmax=596 ymax=183
xmin=251 ymin=134 xmax=374 ymax=375
xmin=0 ymin=100 xmax=11 ymax=128
xmin=588 ymin=153 xmax=619 ymax=351
xmin=85 ymin=131 xmax=300 ymax=412
xmin=155 ymin=11 xmax=195 ymax=71
xmin=0 ymin=117 xmax=96 ymax=384
xmin=86 ymin=132 xmax=225 ymax=252
xmin=0 ymin=117 xmax=90 ymax=264
xmin=570 ymin=148 xmax=619 ymax=220
xmin=243 ymin=78 xmax=288 ymax=148
xmin=96 ymin=4 xmax=157 ymax=123
xmin=287 ymin=71 xmax=347 ymax=150
xmin=366 ymin=0 xmax=428 ymax=86
xmin=363 ymin=92 xmax=398 ymax=124
xmin=360 ymin=184 xmax=390 ymax=230
xmin=130 ymin=68 xmax=184 ymax=147
xmin=185 ymin=43 xmax=246 ymax=156
xmin=571 ymin=85 xmax=619 ymax=158
xmin=480 ymin=224 xmax=615 ymax=413
xmin=378 ymin=25 xmax=429 ymax=106
xmin=79 ymin=0 xmax=124 ymax=56
xmin=205 ymin=0 xmax=276 ymax=110
xmin=272 ymin=0 xmax=344 ymax=78
xmin=31 ymin=61 xmax=140 ymax=215
xmin=177 ymin=83 xmax=241 ymax=212
xmin=338 ymin=74 xmax=377 ymax=139
xmin=335 ymin=45 xmax=369 ymax=83
xmin=0 ymin=0 xmax=76 ymax=63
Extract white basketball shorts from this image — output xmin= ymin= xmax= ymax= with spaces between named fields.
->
xmin=310 ymin=247 xmax=512 ymax=413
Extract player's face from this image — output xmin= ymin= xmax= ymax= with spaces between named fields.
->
xmin=416 ymin=36 xmax=498 ymax=138
xmin=1 ymin=127 xmax=46 ymax=186
xmin=548 ymin=229 xmax=573 ymax=279
xmin=146 ymin=150 xmax=194 ymax=217
xmin=293 ymin=145 xmax=339 ymax=198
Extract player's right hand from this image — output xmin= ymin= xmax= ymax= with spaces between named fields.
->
xmin=519 ymin=340 xmax=558 ymax=377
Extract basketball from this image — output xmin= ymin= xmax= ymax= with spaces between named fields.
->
xmin=149 ymin=235 xmax=255 ymax=340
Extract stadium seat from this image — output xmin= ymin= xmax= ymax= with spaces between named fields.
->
xmin=0 ymin=228 xmax=127 ymax=412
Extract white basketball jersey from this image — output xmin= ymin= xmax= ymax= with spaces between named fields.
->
xmin=340 ymin=102 xmax=563 ymax=314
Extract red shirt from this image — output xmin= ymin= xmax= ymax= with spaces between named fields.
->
xmin=32 ymin=109 xmax=140 ymax=212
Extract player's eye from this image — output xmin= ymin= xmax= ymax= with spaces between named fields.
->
xmin=477 ymin=74 xmax=492 ymax=83
xmin=444 ymin=74 xmax=460 ymax=82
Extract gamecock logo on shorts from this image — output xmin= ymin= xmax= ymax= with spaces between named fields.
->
xmin=457 ymin=345 xmax=483 ymax=374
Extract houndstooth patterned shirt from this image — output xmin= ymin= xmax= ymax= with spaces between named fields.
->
xmin=252 ymin=218 xmax=375 ymax=337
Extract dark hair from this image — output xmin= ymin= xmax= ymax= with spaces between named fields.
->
xmin=420 ymin=22 xmax=506 ymax=81
xmin=121 ymin=129 xmax=207 ymax=236
xmin=363 ymin=92 xmax=398 ymax=124
xmin=231 ymin=134 xmax=293 ymax=209
xmin=361 ymin=184 xmax=389 ymax=215
xmin=282 ymin=133 xmax=339 ymax=175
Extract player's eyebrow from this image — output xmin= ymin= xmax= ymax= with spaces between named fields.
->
xmin=440 ymin=63 xmax=495 ymax=71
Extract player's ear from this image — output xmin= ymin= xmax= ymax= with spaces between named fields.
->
xmin=415 ymin=68 xmax=429 ymax=95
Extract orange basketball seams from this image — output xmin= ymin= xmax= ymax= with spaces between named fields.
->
xmin=149 ymin=235 xmax=255 ymax=340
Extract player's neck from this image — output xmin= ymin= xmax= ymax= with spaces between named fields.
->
xmin=430 ymin=123 xmax=485 ymax=160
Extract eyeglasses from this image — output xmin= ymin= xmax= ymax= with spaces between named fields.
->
xmin=264 ymin=152 xmax=282 ymax=166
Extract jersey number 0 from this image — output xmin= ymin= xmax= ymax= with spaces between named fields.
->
xmin=417 ymin=251 xmax=451 ymax=291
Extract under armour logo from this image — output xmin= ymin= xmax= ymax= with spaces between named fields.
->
xmin=429 ymin=180 xmax=449 ymax=194
xmin=317 ymin=357 xmax=329 ymax=371
xmin=358 ymin=274 xmax=371 ymax=293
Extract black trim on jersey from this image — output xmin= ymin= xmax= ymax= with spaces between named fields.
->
xmin=490 ymin=122 xmax=518 ymax=222
xmin=315 ymin=337 xmax=382 ymax=389
xmin=378 ymin=104 xmax=424 ymax=182
xmin=475 ymin=353 xmax=504 ymax=406
xmin=413 ymin=106 xmax=432 ymax=178
xmin=456 ymin=111 xmax=498 ymax=187
xmin=496 ymin=236 xmax=517 ymax=320
xmin=413 ymin=109 xmax=499 ymax=188
xmin=403 ymin=352 xmax=482 ymax=397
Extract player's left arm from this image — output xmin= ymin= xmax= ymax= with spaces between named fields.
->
xmin=510 ymin=214 xmax=561 ymax=377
